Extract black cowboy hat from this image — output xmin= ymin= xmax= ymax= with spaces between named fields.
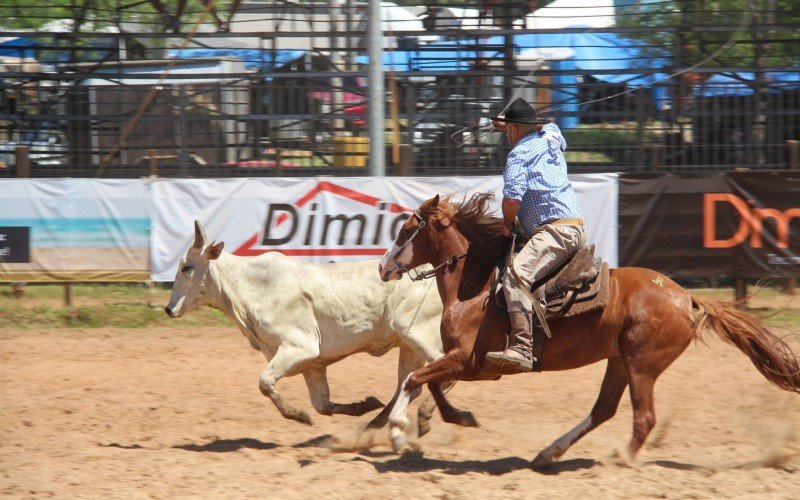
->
xmin=489 ymin=97 xmax=551 ymax=125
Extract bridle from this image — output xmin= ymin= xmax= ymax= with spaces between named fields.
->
xmin=392 ymin=210 xmax=467 ymax=282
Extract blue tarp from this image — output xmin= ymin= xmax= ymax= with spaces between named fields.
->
xmin=694 ymin=72 xmax=800 ymax=97
xmin=0 ymin=36 xmax=38 ymax=59
xmin=355 ymin=29 xmax=667 ymax=86
xmin=354 ymin=29 xmax=669 ymax=128
xmin=167 ymin=48 xmax=306 ymax=73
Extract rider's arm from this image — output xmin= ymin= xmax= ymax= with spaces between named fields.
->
xmin=502 ymin=148 xmax=525 ymax=236
xmin=502 ymin=198 xmax=520 ymax=236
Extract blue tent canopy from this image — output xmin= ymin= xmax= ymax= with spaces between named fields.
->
xmin=0 ymin=36 xmax=38 ymax=59
xmin=505 ymin=30 xmax=668 ymax=87
xmin=355 ymin=29 xmax=667 ymax=85
xmin=694 ymin=71 xmax=800 ymax=97
xmin=167 ymin=48 xmax=306 ymax=73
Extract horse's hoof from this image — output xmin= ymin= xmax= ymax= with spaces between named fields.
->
xmin=460 ymin=411 xmax=479 ymax=428
xmin=390 ymin=427 xmax=406 ymax=452
xmin=365 ymin=414 xmax=388 ymax=429
xmin=362 ymin=396 xmax=385 ymax=412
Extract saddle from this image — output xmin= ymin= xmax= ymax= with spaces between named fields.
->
xmin=538 ymin=244 xmax=609 ymax=319
xmin=494 ymin=243 xmax=610 ymax=320
xmin=492 ymin=238 xmax=610 ymax=373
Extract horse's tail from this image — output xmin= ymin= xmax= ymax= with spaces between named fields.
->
xmin=691 ymin=296 xmax=800 ymax=394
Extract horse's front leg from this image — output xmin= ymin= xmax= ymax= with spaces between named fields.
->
xmin=388 ymin=351 xmax=465 ymax=451
xmin=428 ymin=381 xmax=477 ymax=428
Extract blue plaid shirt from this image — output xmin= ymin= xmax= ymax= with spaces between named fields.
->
xmin=502 ymin=123 xmax=583 ymax=237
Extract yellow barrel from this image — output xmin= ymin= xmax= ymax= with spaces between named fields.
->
xmin=332 ymin=136 xmax=369 ymax=168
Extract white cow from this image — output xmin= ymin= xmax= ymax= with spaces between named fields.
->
xmin=164 ymin=221 xmax=449 ymax=432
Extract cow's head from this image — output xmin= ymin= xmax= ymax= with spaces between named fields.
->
xmin=164 ymin=220 xmax=224 ymax=318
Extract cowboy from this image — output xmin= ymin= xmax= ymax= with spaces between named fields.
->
xmin=485 ymin=97 xmax=586 ymax=373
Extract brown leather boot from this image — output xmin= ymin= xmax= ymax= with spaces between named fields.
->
xmin=485 ymin=309 xmax=533 ymax=373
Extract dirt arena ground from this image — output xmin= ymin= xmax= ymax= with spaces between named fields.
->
xmin=2 ymin=323 xmax=799 ymax=499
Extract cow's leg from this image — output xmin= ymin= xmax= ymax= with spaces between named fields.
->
xmin=303 ymin=366 xmax=385 ymax=417
xmin=388 ymin=350 xmax=465 ymax=451
xmin=367 ymin=346 xmax=425 ymax=429
xmin=258 ymin=346 xmax=316 ymax=425
xmin=416 ymin=380 xmax=456 ymax=437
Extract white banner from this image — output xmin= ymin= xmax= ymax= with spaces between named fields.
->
xmin=0 ymin=179 xmax=150 ymax=281
xmin=151 ymin=175 xmax=617 ymax=281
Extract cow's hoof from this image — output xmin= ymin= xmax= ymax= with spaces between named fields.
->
xmin=417 ymin=419 xmax=431 ymax=438
xmin=292 ymin=410 xmax=313 ymax=426
xmin=532 ymin=451 xmax=554 ymax=469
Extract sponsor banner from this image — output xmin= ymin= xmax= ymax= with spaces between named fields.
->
xmin=0 ymin=179 xmax=150 ymax=281
xmin=151 ymin=175 xmax=618 ymax=281
xmin=619 ymin=172 xmax=800 ymax=278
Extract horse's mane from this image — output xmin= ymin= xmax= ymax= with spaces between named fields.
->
xmin=424 ymin=192 xmax=507 ymax=258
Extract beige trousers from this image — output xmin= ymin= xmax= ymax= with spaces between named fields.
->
xmin=502 ymin=223 xmax=587 ymax=352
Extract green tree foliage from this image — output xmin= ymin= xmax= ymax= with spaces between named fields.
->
xmin=618 ymin=0 xmax=800 ymax=68
xmin=0 ymin=0 xmax=238 ymax=32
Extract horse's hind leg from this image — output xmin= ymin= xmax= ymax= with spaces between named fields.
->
xmin=626 ymin=371 xmax=657 ymax=460
xmin=303 ymin=366 xmax=385 ymax=417
xmin=533 ymin=357 xmax=628 ymax=467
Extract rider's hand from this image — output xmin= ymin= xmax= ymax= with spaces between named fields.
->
xmin=501 ymin=224 xmax=512 ymax=237
xmin=492 ymin=119 xmax=507 ymax=132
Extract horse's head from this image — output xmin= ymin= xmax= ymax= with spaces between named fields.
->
xmin=379 ymin=194 xmax=455 ymax=281
xmin=164 ymin=220 xmax=225 ymax=318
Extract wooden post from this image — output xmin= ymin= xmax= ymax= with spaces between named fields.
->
xmin=15 ymin=145 xmax=29 ymax=178
xmin=788 ymin=140 xmax=799 ymax=170
xmin=396 ymin=144 xmax=412 ymax=176
xmin=784 ymin=278 xmax=796 ymax=295
xmin=650 ymin=144 xmax=661 ymax=170
xmin=149 ymin=149 xmax=158 ymax=177
xmin=64 ymin=283 xmax=72 ymax=307
xmin=734 ymin=278 xmax=747 ymax=308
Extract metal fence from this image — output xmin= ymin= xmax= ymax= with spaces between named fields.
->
xmin=1 ymin=1 xmax=798 ymax=178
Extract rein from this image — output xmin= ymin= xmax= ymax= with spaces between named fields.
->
xmin=407 ymin=253 xmax=466 ymax=282
xmin=393 ymin=210 xmax=467 ymax=282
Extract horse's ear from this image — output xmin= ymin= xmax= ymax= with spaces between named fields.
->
xmin=205 ymin=240 xmax=224 ymax=260
xmin=438 ymin=215 xmax=451 ymax=227
xmin=193 ymin=220 xmax=207 ymax=249
xmin=431 ymin=194 xmax=440 ymax=207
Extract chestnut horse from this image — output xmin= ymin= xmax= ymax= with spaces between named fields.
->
xmin=378 ymin=193 xmax=800 ymax=466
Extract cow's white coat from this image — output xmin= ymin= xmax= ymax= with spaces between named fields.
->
xmin=165 ymin=222 xmax=445 ymax=427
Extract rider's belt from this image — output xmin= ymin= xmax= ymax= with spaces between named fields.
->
xmin=546 ymin=217 xmax=585 ymax=227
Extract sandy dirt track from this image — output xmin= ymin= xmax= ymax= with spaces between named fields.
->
xmin=1 ymin=325 xmax=799 ymax=499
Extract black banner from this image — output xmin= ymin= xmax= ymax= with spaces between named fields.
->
xmin=619 ymin=172 xmax=800 ymax=278
xmin=0 ymin=227 xmax=31 ymax=264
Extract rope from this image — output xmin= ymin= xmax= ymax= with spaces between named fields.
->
xmin=541 ymin=9 xmax=754 ymax=115
xmin=451 ymin=6 xmax=755 ymax=149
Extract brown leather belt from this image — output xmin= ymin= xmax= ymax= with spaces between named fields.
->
xmin=547 ymin=217 xmax=585 ymax=227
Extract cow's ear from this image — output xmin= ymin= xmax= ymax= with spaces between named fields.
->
xmin=205 ymin=241 xmax=224 ymax=260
